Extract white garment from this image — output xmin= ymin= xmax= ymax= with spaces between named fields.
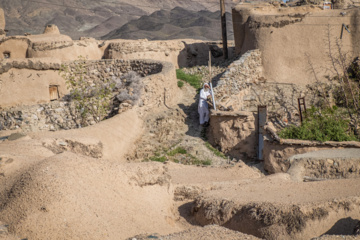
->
xmin=198 ymin=88 xmax=211 ymax=124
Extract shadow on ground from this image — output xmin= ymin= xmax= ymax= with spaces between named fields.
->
xmin=178 ymin=201 xmax=201 ymax=226
xmin=324 ymin=217 xmax=359 ymax=235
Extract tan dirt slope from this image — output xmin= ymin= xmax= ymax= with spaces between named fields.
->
xmin=0 ymin=66 xmax=360 ymax=240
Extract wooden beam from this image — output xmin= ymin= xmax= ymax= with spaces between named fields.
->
xmin=220 ymin=0 xmax=228 ymax=59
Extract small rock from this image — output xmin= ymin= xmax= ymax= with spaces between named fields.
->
xmin=58 ymin=141 xmax=67 ymax=146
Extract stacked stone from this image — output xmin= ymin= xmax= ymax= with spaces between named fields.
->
xmin=0 ymin=59 xmax=163 ymax=132
xmin=213 ymin=49 xmax=324 ymax=127
xmin=214 ymin=49 xmax=264 ymax=109
xmin=65 ymin=59 xmax=162 ymax=81
xmin=31 ymin=41 xmax=74 ymax=52
xmin=0 ymin=101 xmax=78 ymax=132
xmin=107 ymin=41 xmax=184 ymax=55
xmin=0 ymin=58 xmax=61 ymax=74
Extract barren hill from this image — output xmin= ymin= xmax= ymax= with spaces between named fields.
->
xmin=101 ymin=7 xmax=234 ymax=41
xmin=0 ymin=0 xmax=235 ymax=40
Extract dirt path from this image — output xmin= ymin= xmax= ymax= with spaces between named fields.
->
xmin=128 ymin=83 xmax=237 ymax=166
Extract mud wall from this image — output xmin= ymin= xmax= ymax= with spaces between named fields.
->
xmin=0 ymin=38 xmax=29 ymax=59
xmin=105 ymin=40 xmax=229 ymax=68
xmin=0 ymin=59 xmax=177 ymax=132
xmin=27 ymin=39 xmax=104 ymax=60
xmin=208 ymin=110 xmax=257 ymax=159
xmin=0 ymin=59 xmax=64 ymax=107
xmin=0 ymin=34 xmax=229 ymax=68
xmin=263 ymin=138 xmax=360 ymax=173
xmin=232 ymin=5 xmax=360 ymax=85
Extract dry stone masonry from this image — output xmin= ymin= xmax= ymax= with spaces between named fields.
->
xmin=0 ymin=59 xmax=163 ymax=132
xmin=214 ymin=49 xmax=324 ymax=124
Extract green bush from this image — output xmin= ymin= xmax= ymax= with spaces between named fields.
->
xmin=167 ymin=147 xmax=187 ymax=156
xmin=279 ymin=106 xmax=358 ymax=142
xmin=149 ymin=156 xmax=167 ymax=162
xmin=205 ymin=142 xmax=227 ymax=159
xmin=176 ymin=69 xmax=202 ymax=90
xmin=177 ymin=80 xmax=184 ymax=88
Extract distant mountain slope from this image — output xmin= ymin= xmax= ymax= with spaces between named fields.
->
xmin=102 ymin=7 xmax=233 ymax=41
xmin=0 ymin=0 xmax=236 ymax=40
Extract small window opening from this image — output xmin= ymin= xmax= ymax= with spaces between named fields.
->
xmin=49 ymin=85 xmax=60 ymax=101
xmin=3 ymin=52 xmax=10 ymax=59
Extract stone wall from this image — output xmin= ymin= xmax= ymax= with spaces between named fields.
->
xmin=0 ymin=58 xmax=61 ymax=74
xmin=27 ymin=38 xmax=104 ymax=60
xmin=214 ymin=49 xmax=323 ymax=125
xmin=0 ymin=34 xmax=232 ymax=68
xmin=288 ymin=149 xmax=360 ymax=180
xmin=263 ymin=125 xmax=360 ymax=173
xmin=0 ymin=59 xmax=176 ymax=132
xmin=0 ymin=101 xmax=80 ymax=132
xmin=104 ymin=40 xmax=232 ymax=68
xmin=208 ymin=110 xmax=257 ymax=160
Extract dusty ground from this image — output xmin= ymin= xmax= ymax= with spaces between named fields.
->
xmin=0 ymin=71 xmax=360 ymax=240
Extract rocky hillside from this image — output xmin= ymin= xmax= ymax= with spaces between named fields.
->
xmin=0 ymin=0 xmax=236 ymax=40
xmin=102 ymin=7 xmax=233 ymax=41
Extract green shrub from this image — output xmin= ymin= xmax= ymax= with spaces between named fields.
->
xmin=167 ymin=147 xmax=187 ymax=156
xmin=176 ymin=69 xmax=202 ymax=90
xmin=279 ymin=106 xmax=358 ymax=142
xmin=205 ymin=142 xmax=227 ymax=159
xmin=186 ymin=154 xmax=212 ymax=166
xmin=177 ymin=80 xmax=184 ymax=88
xmin=149 ymin=156 xmax=167 ymax=162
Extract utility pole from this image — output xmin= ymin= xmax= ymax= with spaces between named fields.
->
xmin=220 ymin=0 xmax=228 ymax=59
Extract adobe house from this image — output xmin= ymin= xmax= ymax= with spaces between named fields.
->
xmin=207 ymin=3 xmax=360 ymax=171
xmin=231 ymin=3 xmax=360 ymax=85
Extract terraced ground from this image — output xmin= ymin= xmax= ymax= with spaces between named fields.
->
xmin=0 ymin=69 xmax=359 ymax=239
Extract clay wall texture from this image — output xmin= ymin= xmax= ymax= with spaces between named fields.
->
xmin=208 ymin=110 xmax=257 ymax=159
xmin=232 ymin=5 xmax=360 ymax=85
xmin=214 ymin=49 xmax=323 ymax=125
xmin=0 ymin=38 xmax=29 ymax=59
xmin=0 ymin=59 xmax=177 ymax=132
xmin=0 ymin=34 xmax=226 ymax=68
xmin=263 ymin=131 xmax=360 ymax=173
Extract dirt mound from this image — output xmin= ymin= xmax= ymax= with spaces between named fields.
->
xmin=0 ymin=152 xmax=180 ymax=239
xmin=191 ymin=175 xmax=360 ymax=239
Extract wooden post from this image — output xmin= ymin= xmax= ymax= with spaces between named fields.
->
xmin=220 ymin=0 xmax=228 ymax=59
xmin=209 ymin=51 xmax=212 ymax=84
xmin=209 ymin=50 xmax=217 ymax=111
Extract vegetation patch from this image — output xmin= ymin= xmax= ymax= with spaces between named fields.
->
xmin=167 ymin=147 xmax=187 ymax=156
xmin=146 ymin=146 xmax=212 ymax=166
xmin=60 ymin=57 xmax=115 ymax=125
xmin=205 ymin=142 xmax=227 ymax=159
xmin=177 ymin=80 xmax=184 ymax=88
xmin=176 ymin=69 xmax=202 ymax=90
xmin=149 ymin=155 xmax=167 ymax=163
xmin=279 ymin=106 xmax=358 ymax=142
